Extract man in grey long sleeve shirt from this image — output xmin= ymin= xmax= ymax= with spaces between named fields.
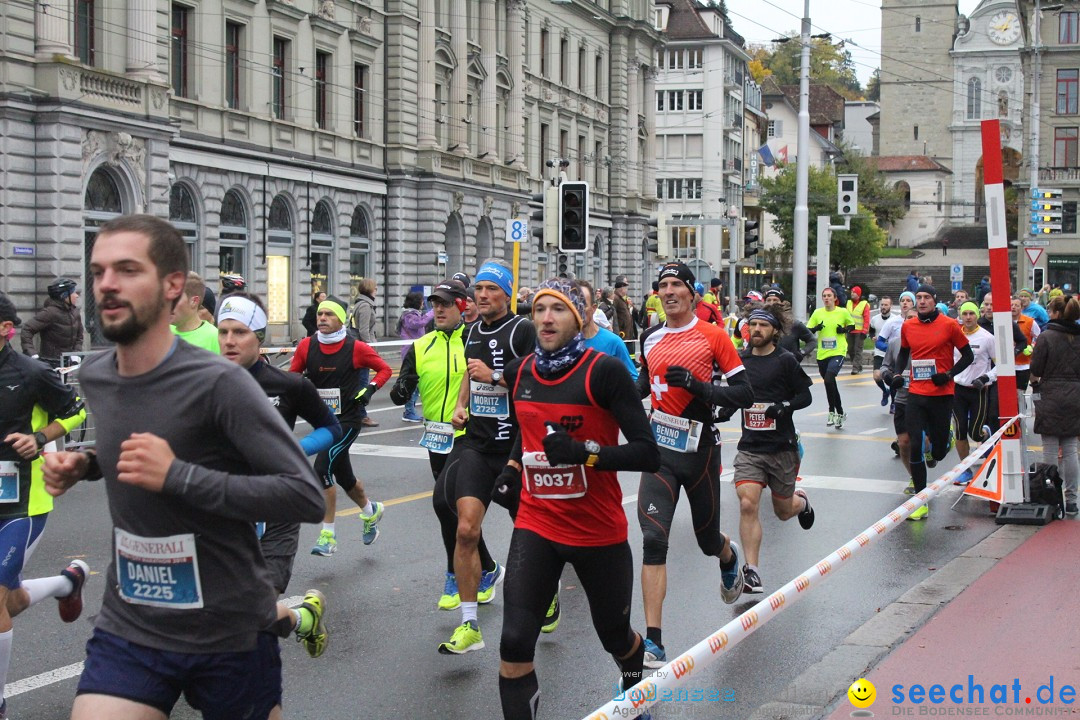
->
xmin=44 ymin=215 xmax=324 ymax=720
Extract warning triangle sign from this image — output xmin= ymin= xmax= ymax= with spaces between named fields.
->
xmin=964 ymin=444 xmax=1004 ymax=502
xmin=1025 ymin=247 xmax=1044 ymax=266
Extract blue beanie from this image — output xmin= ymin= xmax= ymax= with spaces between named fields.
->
xmin=475 ymin=261 xmax=514 ymax=298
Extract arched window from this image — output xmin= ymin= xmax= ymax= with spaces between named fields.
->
xmin=349 ymin=206 xmax=372 ymax=303
xmin=896 ymin=181 xmax=912 ymax=212
xmin=219 ymin=189 xmax=249 ymax=281
xmin=915 ymin=16 xmax=921 ymax=32
xmin=967 ymin=77 xmax=982 ymax=120
xmin=310 ymin=200 xmax=335 ymax=295
xmin=84 ymin=167 xmax=125 ymax=344
xmin=169 ymin=183 xmax=199 ymax=272
xmin=936 ymin=181 xmax=943 ymax=211
xmin=268 ymin=195 xmax=293 ymax=244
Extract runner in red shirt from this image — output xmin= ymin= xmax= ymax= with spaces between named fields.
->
xmin=894 ymin=284 xmax=974 ymax=519
xmin=635 ymin=262 xmax=754 ymax=667
xmin=496 ymin=278 xmax=659 ymax=719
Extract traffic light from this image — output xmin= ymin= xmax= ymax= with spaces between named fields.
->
xmin=646 ymin=213 xmax=670 ymax=258
xmin=558 ymin=181 xmax=589 ymax=252
xmin=744 ymin=219 xmax=760 ymax=258
xmin=531 ymin=186 xmax=558 ymax=248
xmin=837 ymin=174 xmax=858 ymax=216
xmin=1030 ymin=188 xmax=1063 ymax=235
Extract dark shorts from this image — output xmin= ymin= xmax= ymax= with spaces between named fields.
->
xmin=260 ymin=522 xmax=299 ymax=594
xmin=437 ymin=444 xmax=505 ymax=504
xmin=893 ymin=402 xmax=907 ymax=436
xmin=77 ymin=628 xmax=282 ymax=720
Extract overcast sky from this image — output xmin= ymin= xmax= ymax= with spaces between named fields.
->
xmin=725 ymin=0 xmax=982 ymax=86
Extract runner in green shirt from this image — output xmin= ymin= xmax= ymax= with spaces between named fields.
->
xmin=171 ymin=272 xmax=220 ymax=354
xmin=807 ymin=287 xmax=854 ymax=428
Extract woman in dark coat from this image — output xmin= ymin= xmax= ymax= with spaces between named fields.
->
xmin=1030 ymin=295 xmax=1080 ymax=515
xmin=302 ymin=291 xmax=326 ymax=337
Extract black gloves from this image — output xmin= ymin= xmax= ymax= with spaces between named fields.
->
xmin=491 ymin=464 xmax=521 ymax=514
xmin=808 ymin=324 xmax=823 ymax=333
xmin=764 ymin=402 xmax=789 ymax=420
xmin=930 ymin=372 xmax=950 ymax=387
xmin=715 ymin=406 xmax=738 ymax=422
xmin=542 ymin=426 xmax=588 ymax=466
xmin=354 ymin=382 xmax=378 ymax=406
xmin=835 ymin=326 xmax=849 ymax=335
xmin=388 ymin=379 xmax=408 ymax=406
xmin=889 ymin=374 xmax=906 ymax=391
xmin=664 ymin=365 xmax=708 ymax=400
xmin=972 ymin=374 xmax=990 ymax=390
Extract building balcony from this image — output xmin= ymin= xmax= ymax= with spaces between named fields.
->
xmin=417 ymin=148 xmax=530 ymax=192
xmin=1039 ymin=167 xmax=1080 ymax=184
xmin=35 ymin=59 xmax=171 ymax=122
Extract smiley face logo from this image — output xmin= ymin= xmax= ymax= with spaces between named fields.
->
xmin=848 ymin=678 xmax=876 ymax=709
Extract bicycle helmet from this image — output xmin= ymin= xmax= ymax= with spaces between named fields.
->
xmin=221 ymin=274 xmax=247 ymax=293
xmin=47 ymin=278 xmax=78 ymax=301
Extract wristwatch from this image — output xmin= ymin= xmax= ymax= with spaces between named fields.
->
xmin=33 ymin=431 xmax=48 ymax=450
xmin=490 ymin=370 xmax=503 ymax=384
xmin=584 ymin=439 xmax=601 ymax=467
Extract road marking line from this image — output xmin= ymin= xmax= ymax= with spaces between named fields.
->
xmin=851 ymin=404 xmax=877 ymax=410
xmin=350 ymin=443 xmax=428 ymax=459
xmin=336 ymin=490 xmax=434 ymax=517
xmin=859 ymin=427 xmax=888 ymax=435
xmin=7 ymin=663 xmax=84 ymax=697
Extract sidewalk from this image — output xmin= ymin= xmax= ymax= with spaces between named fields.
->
xmin=822 ymin=519 xmax=1080 ymax=718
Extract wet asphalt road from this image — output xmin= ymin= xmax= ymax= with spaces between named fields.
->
xmin=9 ymin=368 xmax=1005 ymax=720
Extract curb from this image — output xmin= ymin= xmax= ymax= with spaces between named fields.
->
xmin=748 ymin=523 xmax=1039 ymax=720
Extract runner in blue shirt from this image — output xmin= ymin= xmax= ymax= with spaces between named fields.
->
xmin=577 ymin=280 xmax=638 ymax=380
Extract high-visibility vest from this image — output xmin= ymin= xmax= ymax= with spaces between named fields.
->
xmin=846 ymin=299 xmax=868 ymax=332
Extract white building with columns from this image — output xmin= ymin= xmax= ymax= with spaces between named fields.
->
xmin=0 ymin=0 xmax=660 ymax=343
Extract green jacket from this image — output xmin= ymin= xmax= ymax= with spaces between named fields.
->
xmin=390 ymin=323 xmax=467 ymax=436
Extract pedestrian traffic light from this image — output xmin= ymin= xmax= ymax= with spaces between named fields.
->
xmin=531 ymin=186 xmax=558 ymax=248
xmin=558 ymin=181 xmax=589 ymax=253
xmin=838 ymin=174 xmax=858 ymax=216
xmin=646 ymin=213 xmax=670 ymax=258
xmin=744 ymin=219 xmax=760 ymax=258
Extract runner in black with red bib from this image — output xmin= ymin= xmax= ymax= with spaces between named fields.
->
xmin=497 ymin=278 xmax=660 ymax=720
xmin=436 ymin=260 xmax=536 ymax=655
xmin=635 ymin=261 xmax=754 ymax=668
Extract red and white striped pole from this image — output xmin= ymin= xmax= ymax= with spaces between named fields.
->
xmin=980 ymin=119 xmax=1025 ymax=504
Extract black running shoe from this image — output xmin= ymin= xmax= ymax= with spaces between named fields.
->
xmin=742 ymin=565 xmax=763 ymax=594
xmin=795 ymin=489 xmax=815 ymax=530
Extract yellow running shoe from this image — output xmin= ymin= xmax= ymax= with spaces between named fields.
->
xmin=438 ymin=621 xmax=484 ymax=655
xmin=296 ymin=589 xmax=328 ymax=658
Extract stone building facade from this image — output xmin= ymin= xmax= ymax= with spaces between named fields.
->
xmin=878 ymin=0 xmax=958 ymax=164
xmin=0 ymin=0 xmax=660 ymax=343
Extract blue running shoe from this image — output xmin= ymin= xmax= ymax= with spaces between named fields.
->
xmin=643 ymin=638 xmax=666 ymax=668
xmin=953 ymin=469 xmax=974 ymax=486
xmin=720 ymin=541 xmax=744 ymax=604
xmin=360 ymin=501 xmax=384 ymax=545
xmin=477 ymin=561 xmax=505 ymax=604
